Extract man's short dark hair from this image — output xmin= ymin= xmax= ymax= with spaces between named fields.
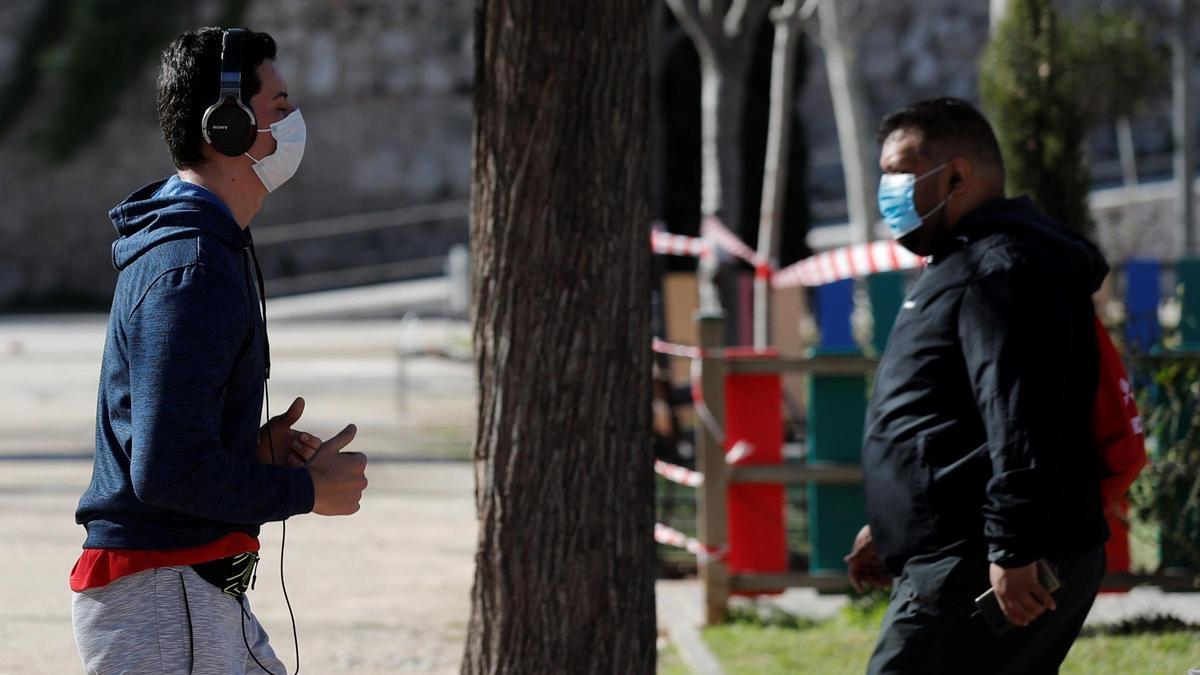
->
xmin=156 ymin=27 xmax=277 ymax=169
xmin=877 ymin=97 xmax=1004 ymax=171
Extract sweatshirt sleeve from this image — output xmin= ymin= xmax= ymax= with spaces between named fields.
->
xmin=957 ymin=259 xmax=1073 ymax=568
xmin=126 ymin=263 xmax=314 ymax=523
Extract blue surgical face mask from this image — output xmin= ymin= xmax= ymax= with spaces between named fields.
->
xmin=878 ymin=163 xmax=949 ymax=239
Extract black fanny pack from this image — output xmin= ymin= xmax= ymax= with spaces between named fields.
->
xmin=191 ymin=551 xmax=259 ymax=599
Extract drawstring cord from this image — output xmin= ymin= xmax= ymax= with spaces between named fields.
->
xmin=179 ymin=572 xmax=194 ymax=675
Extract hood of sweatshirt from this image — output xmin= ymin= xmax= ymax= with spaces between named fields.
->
xmin=109 ymin=178 xmax=247 ymax=271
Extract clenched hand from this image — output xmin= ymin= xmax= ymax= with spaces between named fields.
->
xmin=844 ymin=524 xmax=893 ymax=593
xmin=305 ymin=424 xmax=368 ymax=516
xmin=989 ymin=562 xmax=1056 ymax=627
xmin=258 ymin=397 xmax=323 ymax=467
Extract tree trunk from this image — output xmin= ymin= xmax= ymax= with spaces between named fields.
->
xmin=464 ymin=2 xmax=656 ymax=674
xmin=699 ymin=50 xmax=748 ymax=312
xmin=819 ymin=0 xmax=878 ymax=244
xmin=1116 ymin=117 xmax=1138 ymax=189
xmin=665 ymin=0 xmax=771 ymax=316
xmin=1172 ymin=0 xmax=1195 ymax=253
xmin=700 ymin=50 xmax=747 ymax=229
xmin=754 ymin=6 xmax=803 ymax=349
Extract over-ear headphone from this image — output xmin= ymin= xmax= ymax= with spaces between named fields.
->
xmin=201 ymin=29 xmax=257 ymax=157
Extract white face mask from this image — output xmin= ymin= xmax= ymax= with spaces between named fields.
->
xmin=245 ymin=109 xmax=305 ymax=193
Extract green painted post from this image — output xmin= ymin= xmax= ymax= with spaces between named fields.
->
xmin=1164 ymin=258 xmax=1200 ymax=571
xmin=807 ymin=280 xmax=868 ymax=574
xmin=1176 ymin=258 xmax=1200 ymax=350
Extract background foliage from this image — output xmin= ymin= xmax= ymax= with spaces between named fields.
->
xmin=0 ymin=0 xmax=252 ymax=162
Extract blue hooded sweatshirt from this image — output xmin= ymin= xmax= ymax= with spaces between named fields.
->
xmin=75 ymin=176 xmax=315 ymax=550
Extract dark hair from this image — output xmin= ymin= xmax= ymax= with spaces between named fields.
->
xmin=156 ymin=27 xmax=277 ymax=169
xmin=877 ymin=97 xmax=1004 ymax=171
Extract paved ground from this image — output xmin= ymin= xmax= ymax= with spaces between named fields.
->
xmin=0 ymin=459 xmax=478 ymax=675
xmin=0 ymin=315 xmax=476 ymax=460
xmin=4 ymin=314 xmax=1197 ymax=674
xmin=0 ymin=315 xmax=479 ymax=674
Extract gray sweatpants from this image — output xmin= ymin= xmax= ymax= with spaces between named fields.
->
xmin=72 ymin=566 xmax=286 ymax=674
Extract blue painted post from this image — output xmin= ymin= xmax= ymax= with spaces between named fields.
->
xmin=807 ymin=278 xmax=868 ymax=574
xmin=1124 ymin=259 xmax=1162 ymax=353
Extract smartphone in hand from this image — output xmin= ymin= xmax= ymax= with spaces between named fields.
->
xmin=973 ymin=559 xmax=1063 ymax=635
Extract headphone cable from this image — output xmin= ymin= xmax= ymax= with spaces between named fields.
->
xmin=250 ymin=237 xmax=301 ymax=675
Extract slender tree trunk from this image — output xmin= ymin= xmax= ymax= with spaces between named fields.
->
xmin=665 ymin=0 xmax=771 ymax=315
xmin=1172 ymin=0 xmax=1195 ymax=253
xmin=701 ymin=50 xmax=747 ymax=229
xmin=754 ymin=4 xmax=803 ymax=348
xmin=464 ymin=2 xmax=656 ymax=673
xmin=1116 ymin=117 xmax=1138 ymax=189
xmin=819 ymin=0 xmax=878 ymax=244
xmin=700 ymin=50 xmax=748 ymax=312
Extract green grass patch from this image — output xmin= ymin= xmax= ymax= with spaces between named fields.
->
xmin=704 ymin=612 xmax=877 ymax=674
xmin=700 ymin=597 xmax=1200 ymax=675
xmin=1060 ymin=629 xmax=1200 ymax=674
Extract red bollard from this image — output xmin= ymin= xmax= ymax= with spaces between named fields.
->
xmin=723 ymin=348 xmax=787 ymax=594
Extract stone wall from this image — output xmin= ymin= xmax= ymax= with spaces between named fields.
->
xmin=0 ymin=0 xmax=474 ymax=306
xmin=0 ymin=0 xmax=1195 ymax=306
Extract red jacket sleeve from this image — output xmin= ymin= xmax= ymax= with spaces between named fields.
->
xmin=1092 ymin=315 xmax=1147 ymax=505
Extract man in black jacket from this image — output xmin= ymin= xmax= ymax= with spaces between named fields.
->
xmin=845 ymin=98 xmax=1109 ymax=674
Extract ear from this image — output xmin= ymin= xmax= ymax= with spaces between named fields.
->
xmin=947 ymin=157 xmax=972 ymax=195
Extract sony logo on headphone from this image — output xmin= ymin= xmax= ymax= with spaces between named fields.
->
xmin=212 ymin=125 xmax=229 ymax=130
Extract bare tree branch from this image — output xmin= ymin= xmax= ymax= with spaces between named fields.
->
xmin=796 ymin=0 xmax=828 ymax=48
xmin=817 ymin=0 xmax=878 ymax=242
xmin=701 ymin=0 xmax=732 ymax=22
xmin=723 ymin=0 xmax=772 ymax=37
xmin=769 ymin=0 xmax=797 ymax=24
xmin=770 ymin=0 xmax=816 ymax=28
xmin=724 ymin=0 xmax=751 ymax=32
xmin=665 ymin=0 xmax=716 ymax=53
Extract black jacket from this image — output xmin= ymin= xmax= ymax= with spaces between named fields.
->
xmin=863 ymin=196 xmax=1110 ymax=575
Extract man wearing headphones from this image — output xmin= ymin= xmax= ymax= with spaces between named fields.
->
xmin=71 ymin=27 xmax=368 ymax=673
xmin=844 ymin=98 xmax=1109 ymax=674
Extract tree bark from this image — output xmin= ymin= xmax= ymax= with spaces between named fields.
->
xmin=464 ymin=2 xmax=656 ymax=674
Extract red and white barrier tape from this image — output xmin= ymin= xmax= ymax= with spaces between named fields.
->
xmin=653 ymin=441 xmax=756 ymax=488
xmin=772 ymin=239 xmax=926 ymax=288
xmin=725 ymin=440 xmax=754 ymax=465
xmin=653 ymin=217 xmax=926 ymax=287
xmin=654 ymin=459 xmax=704 ymax=487
xmin=654 ymin=523 xmax=728 ymax=563
xmin=651 ymin=230 xmax=712 ymax=259
xmin=652 ymin=338 xmax=706 ymax=360
xmin=650 ymin=338 xmax=727 ymax=444
xmin=702 ymin=216 xmax=766 ymax=269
